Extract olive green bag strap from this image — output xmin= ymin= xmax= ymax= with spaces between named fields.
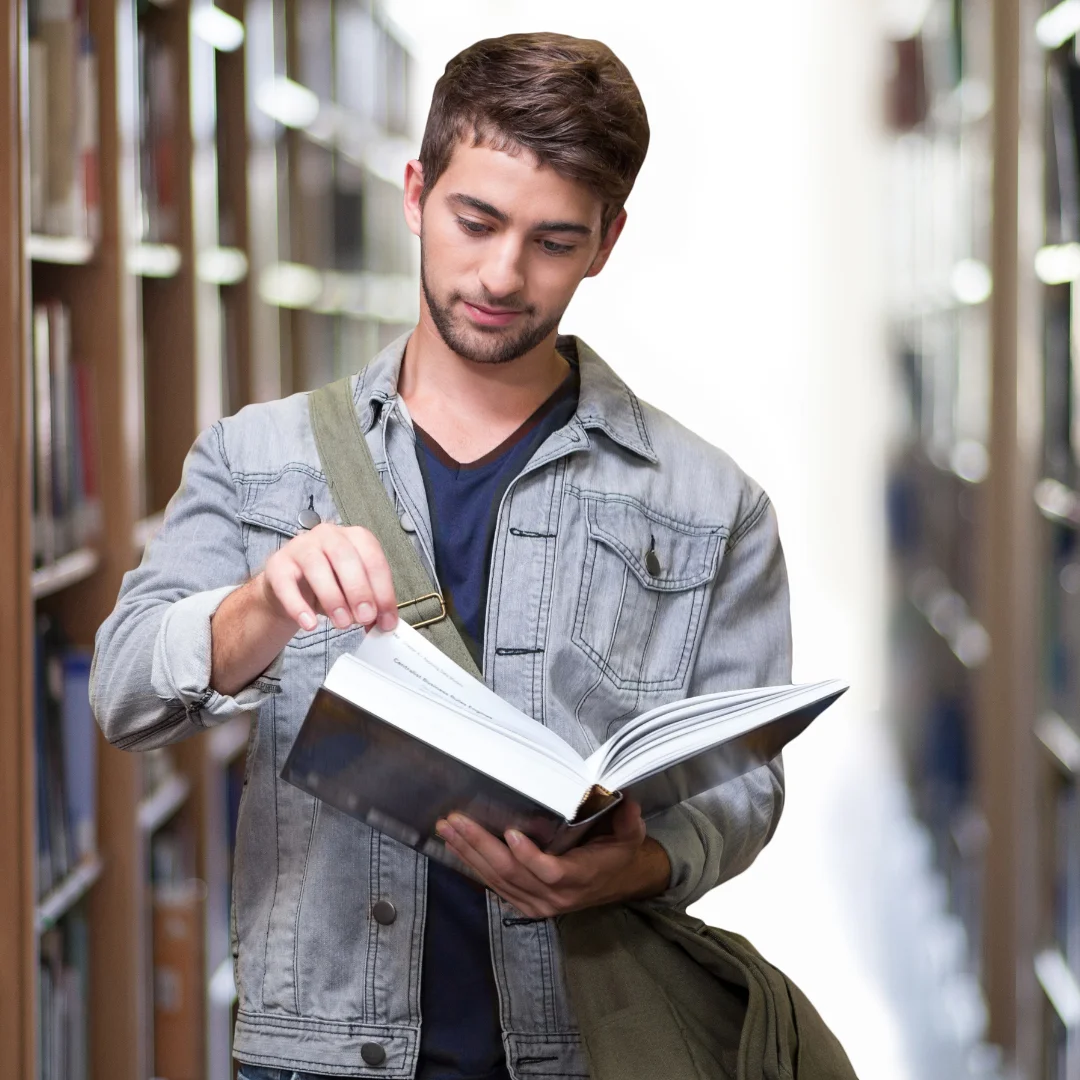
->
xmin=308 ymin=376 xmax=483 ymax=680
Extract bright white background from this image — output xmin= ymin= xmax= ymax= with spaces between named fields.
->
xmin=381 ymin=3 xmax=931 ymax=1076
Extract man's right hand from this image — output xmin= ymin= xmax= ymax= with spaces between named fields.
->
xmin=260 ymin=522 xmax=399 ymax=633
xmin=210 ymin=523 xmax=398 ymax=697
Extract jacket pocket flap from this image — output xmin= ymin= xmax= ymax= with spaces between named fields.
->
xmin=236 ymin=468 xmax=338 ymax=538
xmin=585 ymin=497 xmax=724 ymax=592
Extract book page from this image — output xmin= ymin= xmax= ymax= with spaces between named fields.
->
xmin=592 ymin=680 xmax=847 ymax=793
xmin=349 ymin=623 xmax=587 ymax=770
xmin=323 ymin=654 xmax=590 ymax=819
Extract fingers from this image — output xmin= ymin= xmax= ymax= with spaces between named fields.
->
xmin=263 ymin=523 xmax=400 ymax=632
xmin=343 ymin=527 xmax=398 ymax=629
xmin=437 ymin=815 xmax=553 ymax=916
xmin=609 ymin=799 xmax=647 ymax=844
xmin=261 ymin=560 xmax=319 ymax=631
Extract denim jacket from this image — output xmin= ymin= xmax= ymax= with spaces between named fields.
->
xmin=91 ymin=333 xmax=792 ymax=1079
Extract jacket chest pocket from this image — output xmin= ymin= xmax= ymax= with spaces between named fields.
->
xmin=236 ymin=470 xmax=351 ymax=652
xmin=572 ymin=496 xmax=725 ymax=691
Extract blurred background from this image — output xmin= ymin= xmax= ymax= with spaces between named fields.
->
xmin=1 ymin=0 xmax=1077 ymax=1078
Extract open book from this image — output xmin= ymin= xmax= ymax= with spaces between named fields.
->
xmin=281 ymin=622 xmax=847 ymax=863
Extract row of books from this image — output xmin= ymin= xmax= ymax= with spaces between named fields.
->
xmin=31 ymin=300 xmax=102 ymax=569
xmin=38 ymin=913 xmax=89 ymax=1080
xmin=136 ymin=11 xmax=179 ymax=244
xmin=884 ymin=0 xmax=990 ymax=986
xmin=27 ymin=0 xmax=99 ymax=240
xmin=35 ymin=615 xmax=97 ymax=900
xmin=151 ymin=822 xmax=205 ymax=1080
xmin=294 ymin=1 xmax=410 ymax=138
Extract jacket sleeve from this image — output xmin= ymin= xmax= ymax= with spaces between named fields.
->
xmin=645 ymin=490 xmax=792 ymax=908
xmin=90 ymin=421 xmax=282 ymax=751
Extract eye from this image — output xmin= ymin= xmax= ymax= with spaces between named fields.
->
xmin=457 ymin=217 xmax=489 ymax=235
xmin=540 ymin=239 xmax=575 ymax=256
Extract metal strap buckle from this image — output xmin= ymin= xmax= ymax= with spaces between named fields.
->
xmin=398 ymin=591 xmax=447 ymax=629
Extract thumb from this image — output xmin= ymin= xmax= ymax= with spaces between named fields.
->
xmin=610 ymin=798 xmax=646 ymax=844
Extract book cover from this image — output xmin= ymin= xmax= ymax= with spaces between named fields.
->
xmin=281 ymin=627 xmax=845 ymax=867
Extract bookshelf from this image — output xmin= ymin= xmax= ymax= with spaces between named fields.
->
xmin=886 ymin=0 xmax=1080 ymax=1073
xmin=0 ymin=1 xmax=416 ymax=1078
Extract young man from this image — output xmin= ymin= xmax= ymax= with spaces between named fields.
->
xmin=92 ymin=32 xmax=791 ymax=1080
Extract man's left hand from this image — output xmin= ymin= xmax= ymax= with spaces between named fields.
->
xmin=435 ymin=800 xmax=671 ymax=917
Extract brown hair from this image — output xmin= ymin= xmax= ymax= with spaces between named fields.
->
xmin=419 ymin=33 xmax=650 ymax=237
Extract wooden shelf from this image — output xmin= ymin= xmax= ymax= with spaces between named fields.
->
xmin=127 ymin=242 xmax=182 ymax=278
xmin=137 ymin=773 xmax=192 ymax=834
xmin=1035 ymin=712 xmax=1080 ymax=777
xmin=1034 ymin=477 xmax=1080 ymax=528
xmin=34 ymin=854 xmax=104 ymax=934
xmin=27 ymin=234 xmax=96 ymax=265
xmin=1035 ymin=948 xmax=1080 ymax=1028
xmin=132 ymin=512 xmax=165 ymax=552
xmin=907 ymin=570 xmax=992 ymax=669
xmin=30 ymin=548 xmax=101 ymax=599
xmin=208 ymin=715 xmax=250 ymax=765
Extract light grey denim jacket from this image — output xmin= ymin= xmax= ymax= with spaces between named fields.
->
xmin=91 ymin=333 xmax=792 ymax=1079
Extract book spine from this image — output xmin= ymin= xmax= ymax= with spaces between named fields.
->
xmin=32 ymin=304 xmax=54 ymax=567
xmin=47 ymin=301 xmax=72 ymax=557
xmin=28 ymin=39 xmax=49 ymax=233
xmin=75 ymin=32 xmax=99 ymax=241
xmin=40 ymin=14 xmax=77 ymax=236
xmin=60 ymin=650 xmax=97 ymax=862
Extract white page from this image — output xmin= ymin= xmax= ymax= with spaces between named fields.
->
xmin=596 ymin=680 xmax=848 ymax=792
xmin=352 ymin=624 xmax=587 ymax=770
xmin=583 ymin=685 xmax=784 ymax=778
xmin=324 ymin=653 xmax=589 ymax=819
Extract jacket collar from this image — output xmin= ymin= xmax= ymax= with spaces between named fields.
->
xmin=352 ymin=329 xmax=657 ymax=464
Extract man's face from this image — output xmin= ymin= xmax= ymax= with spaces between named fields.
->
xmin=404 ymin=140 xmax=622 ymax=365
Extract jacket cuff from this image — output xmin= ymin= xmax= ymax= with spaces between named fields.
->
xmin=151 ymin=585 xmax=283 ymax=724
xmin=645 ymin=805 xmax=713 ymax=909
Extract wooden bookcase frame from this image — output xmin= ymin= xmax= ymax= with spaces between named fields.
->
xmin=1 ymin=2 xmax=416 ymax=1076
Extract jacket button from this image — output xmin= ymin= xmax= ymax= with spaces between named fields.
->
xmin=372 ymin=900 xmax=397 ymax=925
xmin=399 ymin=511 xmax=416 ymax=533
xmin=361 ymin=1042 xmax=386 ymax=1066
xmin=645 ymin=549 xmax=661 ymax=576
xmin=297 ymin=495 xmax=322 ymax=530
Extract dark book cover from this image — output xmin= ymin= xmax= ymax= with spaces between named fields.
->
xmin=281 ymin=685 xmax=844 ymax=866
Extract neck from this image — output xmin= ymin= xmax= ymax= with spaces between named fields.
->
xmin=398 ymin=307 xmax=570 ymax=432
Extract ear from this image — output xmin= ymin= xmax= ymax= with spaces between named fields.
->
xmin=403 ymin=159 xmax=424 ymax=239
xmin=584 ymin=208 xmax=628 ymax=279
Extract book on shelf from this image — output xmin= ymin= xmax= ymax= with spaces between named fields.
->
xmin=282 ymin=622 xmax=846 ymax=868
xmin=136 ymin=19 xmax=178 ymax=243
xmin=38 ymin=911 xmax=89 ymax=1080
xmin=34 ymin=616 xmax=98 ymax=899
xmin=30 ymin=299 xmax=103 ymax=568
xmin=150 ymin=821 xmax=205 ymax=1080
xmin=27 ymin=0 xmax=99 ymax=240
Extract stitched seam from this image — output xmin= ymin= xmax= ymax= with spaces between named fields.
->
xmin=234 ymin=463 xmax=326 ymax=486
xmin=365 ymin=832 xmax=378 ymax=1024
xmin=212 ymin=420 xmax=232 ymax=472
xmin=566 ymin=485 xmax=726 ymax=532
xmin=728 ymin=491 xmax=771 ymax=551
xmin=535 ymin=464 xmax=562 ymax=720
xmin=291 ymin=798 xmax=319 ymax=1015
xmin=260 ymin=696 xmax=280 ymax=1010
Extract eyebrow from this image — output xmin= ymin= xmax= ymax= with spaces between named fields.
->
xmin=448 ymin=193 xmax=593 ymax=236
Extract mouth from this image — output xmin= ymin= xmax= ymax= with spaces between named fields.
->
xmin=461 ymin=300 xmax=525 ymax=328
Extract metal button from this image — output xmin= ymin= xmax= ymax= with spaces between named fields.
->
xmin=399 ymin=511 xmax=416 ymax=533
xmin=297 ymin=495 xmax=322 ymax=530
xmin=645 ymin=548 xmax=661 ymax=577
xmin=372 ymin=900 xmax=397 ymax=925
xmin=361 ymin=1042 xmax=387 ymax=1066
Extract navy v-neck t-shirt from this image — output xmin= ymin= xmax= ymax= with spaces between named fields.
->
xmin=412 ymin=361 xmax=579 ymax=1080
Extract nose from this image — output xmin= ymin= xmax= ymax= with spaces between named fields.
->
xmin=477 ymin=234 xmax=526 ymax=301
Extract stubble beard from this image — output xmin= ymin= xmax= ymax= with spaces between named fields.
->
xmin=420 ymin=246 xmax=564 ymax=366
